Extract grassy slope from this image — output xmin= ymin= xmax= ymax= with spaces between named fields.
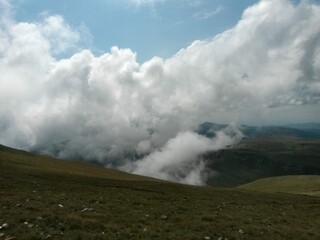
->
xmin=238 ymin=175 xmax=320 ymax=196
xmin=1 ymin=145 xmax=320 ymax=240
xmin=0 ymin=144 xmax=154 ymax=182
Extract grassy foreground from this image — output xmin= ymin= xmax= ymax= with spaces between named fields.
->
xmin=1 ymin=145 xmax=320 ymax=240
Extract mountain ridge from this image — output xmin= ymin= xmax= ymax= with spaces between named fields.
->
xmin=198 ymin=122 xmax=320 ymax=139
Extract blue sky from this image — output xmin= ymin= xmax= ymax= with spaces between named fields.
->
xmin=13 ymin=0 xmax=259 ymax=62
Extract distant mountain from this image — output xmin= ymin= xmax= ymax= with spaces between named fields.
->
xmin=284 ymin=122 xmax=320 ymax=130
xmin=198 ymin=122 xmax=320 ymax=139
xmin=240 ymin=125 xmax=320 ymax=139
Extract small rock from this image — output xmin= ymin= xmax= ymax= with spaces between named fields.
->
xmin=161 ymin=215 xmax=168 ymax=220
xmin=0 ymin=233 xmax=4 ymax=237
xmin=80 ymin=208 xmax=94 ymax=212
xmin=217 ymin=237 xmax=223 ymax=240
xmin=23 ymin=222 xmax=28 ymax=225
xmin=45 ymin=235 xmax=51 ymax=239
xmin=58 ymin=204 xmax=64 ymax=208
xmin=204 ymin=237 xmax=211 ymax=240
xmin=0 ymin=223 xmax=9 ymax=230
xmin=239 ymin=229 xmax=244 ymax=234
xmin=15 ymin=204 xmax=21 ymax=207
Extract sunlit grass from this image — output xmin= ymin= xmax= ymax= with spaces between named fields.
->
xmin=238 ymin=175 xmax=320 ymax=196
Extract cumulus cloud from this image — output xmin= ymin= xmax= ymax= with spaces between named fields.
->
xmin=39 ymin=15 xmax=80 ymax=55
xmin=1 ymin=0 xmax=320 ymax=184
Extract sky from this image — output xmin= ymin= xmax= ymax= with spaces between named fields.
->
xmin=12 ymin=0 xmax=259 ymax=62
xmin=1 ymin=0 xmax=320 ymax=184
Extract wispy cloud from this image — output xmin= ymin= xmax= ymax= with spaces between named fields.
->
xmin=186 ymin=0 xmax=205 ymax=8
xmin=0 ymin=0 xmax=12 ymax=18
xmin=193 ymin=5 xmax=223 ymax=20
xmin=129 ymin=0 xmax=165 ymax=7
xmin=126 ymin=0 xmax=165 ymax=17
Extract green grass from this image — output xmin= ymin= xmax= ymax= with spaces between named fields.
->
xmin=238 ymin=175 xmax=320 ymax=196
xmin=1 ymin=145 xmax=320 ymax=239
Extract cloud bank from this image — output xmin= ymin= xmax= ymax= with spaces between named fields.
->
xmin=1 ymin=0 xmax=320 ymax=184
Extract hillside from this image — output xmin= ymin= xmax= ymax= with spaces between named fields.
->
xmin=198 ymin=122 xmax=320 ymax=187
xmin=0 ymin=144 xmax=154 ymax=182
xmin=205 ymin=139 xmax=320 ymax=187
xmin=238 ymin=175 xmax=320 ymax=196
xmin=1 ymin=144 xmax=320 ymax=239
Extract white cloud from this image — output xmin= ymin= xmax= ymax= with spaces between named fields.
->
xmin=124 ymin=126 xmax=242 ymax=185
xmin=193 ymin=5 xmax=224 ymax=20
xmin=39 ymin=15 xmax=80 ymax=55
xmin=0 ymin=0 xmax=320 ymax=184
xmin=0 ymin=0 xmax=11 ymax=12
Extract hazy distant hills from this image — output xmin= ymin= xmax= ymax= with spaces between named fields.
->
xmin=284 ymin=122 xmax=320 ymax=130
xmin=198 ymin=122 xmax=320 ymax=139
xmin=199 ymin=122 xmax=320 ymax=187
